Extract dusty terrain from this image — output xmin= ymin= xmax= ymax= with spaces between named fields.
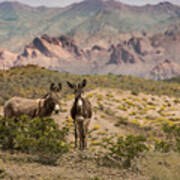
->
xmin=0 ymin=88 xmax=180 ymax=179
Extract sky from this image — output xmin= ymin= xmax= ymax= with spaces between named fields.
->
xmin=0 ymin=0 xmax=180 ymax=7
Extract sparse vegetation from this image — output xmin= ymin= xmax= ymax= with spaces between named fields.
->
xmin=1 ymin=65 xmax=180 ymax=105
xmin=1 ymin=66 xmax=180 ymax=179
xmin=0 ymin=115 xmax=69 ymax=165
xmin=101 ymin=135 xmax=148 ymax=168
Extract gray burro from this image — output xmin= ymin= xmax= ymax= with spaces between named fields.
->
xmin=67 ymin=79 xmax=92 ymax=150
xmin=3 ymin=83 xmax=62 ymax=119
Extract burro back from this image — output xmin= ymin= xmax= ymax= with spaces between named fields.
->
xmin=67 ymin=79 xmax=92 ymax=150
xmin=4 ymin=83 xmax=62 ymax=119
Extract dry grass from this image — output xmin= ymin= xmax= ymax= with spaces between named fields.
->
xmin=1 ymin=87 xmax=180 ymax=179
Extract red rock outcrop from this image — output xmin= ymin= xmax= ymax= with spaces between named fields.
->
xmin=14 ymin=34 xmax=90 ymax=69
xmin=149 ymin=59 xmax=180 ymax=80
xmin=19 ymin=34 xmax=87 ymax=60
xmin=127 ymin=36 xmax=153 ymax=56
xmin=108 ymin=44 xmax=136 ymax=64
xmin=0 ymin=49 xmax=17 ymax=70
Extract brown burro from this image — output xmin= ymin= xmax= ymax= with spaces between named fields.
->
xmin=67 ymin=79 xmax=92 ymax=150
xmin=4 ymin=83 xmax=62 ymax=119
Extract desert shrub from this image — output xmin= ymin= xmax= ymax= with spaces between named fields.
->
xmin=106 ymin=91 xmax=114 ymax=98
xmin=147 ymin=101 xmax=155 ymax=106
xmin=117 ymin=105 xmax=127 ymax=111
xmin=114 ymin=116 xmax=128 ymax=126
xmin=161 ymin=124 xmax=180 ymax=153
xmin=0 ymin=168 xmax=6 ymax=179
xmin=125 ymin=100 xmax=135 ymax=107
xmin=0 ymin=116 xmax=69 ymax=164
xmin=129 ymin=111 xmax=137 ymax=116
xmin=96 ymin=101 xmax=104 ymax=111
xmin=174 ymin=99 xmax=180 ymax=104
xmin=144 ymin=115 xmax=156 ymax=121
xmin=162 ymin=124 xmax=180 ymax=137
xmin=176 ymin=138 xmax=180 ymax=153
xmin=1 ymin=65 xmax=180 ymax=106
xmin=131 ymin=90 xmax=139 ymax=96
xmin=154 ymin=140 xmax=172 ymax=153
xmin=96 ymin=94 xmax=103 ymax=101
xmin=102 ymin=135 xmax=148 ymax=168
xmin=104 ymin=107 xmax=115 ymax=116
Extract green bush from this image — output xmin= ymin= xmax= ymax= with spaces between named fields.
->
xmin=154 ymin=140 xmax=172 ymax=153
xmin=176 ymin=138 xmax=180 ymax=153
xmin=114 ymin=116 xmax=128 ymax=126
xmin=162 ymin=124 xmax=180 ymax=139
xmin=102 ymin=135 xmax=148 ymax=168
xmin=131 ymin=90 xmax=139 ymax=96
xmin=0 ymin=116 xmax=69 ymax=164
xmin=0 ymin=168 xmax=6 ymax=179
xmin=161 ymin=124 xmax=180 ymax=153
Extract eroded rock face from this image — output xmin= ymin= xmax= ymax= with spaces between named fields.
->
xmin=33 ymin=37 xmax=53 ymax=57
xmin=21 ymin=35 xmax=87 ymax=59
xmin=127 ymin=36 xmax=153 ymax=56
xmin=59 ymin=35 xmax=86 ymax=57
xmin=149 ymin=59 xmax=180 ymax=80
xmin=41 ymin=34 xmax=60 ymax=45
xmin=0 ymin=49 xmax=17 ymax=70
xmin=108 ymin=44 xmax=136 ymax=64
xmin=13 ymin=34 xmax=91 ymax=70
xmin=1 ymin=31 xmax=180 ymax=80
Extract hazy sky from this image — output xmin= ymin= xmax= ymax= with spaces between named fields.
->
xmin=0 ymin=0 xmax=180 ymax=7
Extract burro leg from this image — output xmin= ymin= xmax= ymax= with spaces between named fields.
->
xmin=83 ymin=119 xmax=91 ymax=149
xmin=76 ymin=116 xmax=85 ymax=150
xmin=74 ymin=121 xmax=78 ymax=149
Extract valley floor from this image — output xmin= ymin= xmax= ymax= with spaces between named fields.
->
xmin=1 ymin=88 xmax=180 ymax=180
xmin=1 ymin=149 xmax=180 ymax=180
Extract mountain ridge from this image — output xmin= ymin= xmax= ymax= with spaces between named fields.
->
xmin=0 ymin=28 xmax=180 ymax=80
xmin=0 ymin=0 xmax=180 ymax=52
xmin=0 ymin=0 xmax=180 ymax=80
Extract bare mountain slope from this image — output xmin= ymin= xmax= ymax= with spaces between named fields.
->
xmin=0 ymin=28 xmax=180 ymax=80
xmin=0 ymin=0 xmax=180 ymax=52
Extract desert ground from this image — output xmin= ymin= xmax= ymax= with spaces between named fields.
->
xmin=0 ymin=88 xmax=180 ymax=180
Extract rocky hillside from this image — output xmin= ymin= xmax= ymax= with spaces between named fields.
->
xmin=148 ymin=59 xmax=180 ymax=80
xmin=0 ymin=0 xmax=180 ymax=79
xmin=14 ymin=35 xmax=90 ymax=71
xmin=0 ymin=28 xmax=180 ymax=80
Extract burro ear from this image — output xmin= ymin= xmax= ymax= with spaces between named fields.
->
xmin=58 ymin=83 xmax=62 ymax=91
xmin=81 ymin=79 xmax=87 ymax=88
xmin=50 ymin=83 xmax=55 ymax=91
xmin=66 ymin=81 xmax=75 ymax=89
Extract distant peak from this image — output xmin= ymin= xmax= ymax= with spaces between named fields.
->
xmin=158 ymin=1 xmax=172 ymax=5
xmin=157 ymin=1 xmax=175 ymax=7
xmin=0 ymin=1 xmax=21 ymax=5
xmin=84 ymin=0 xmax=121 ymax=4
xmin=0 ymin=1 xmax=31 ymax=8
